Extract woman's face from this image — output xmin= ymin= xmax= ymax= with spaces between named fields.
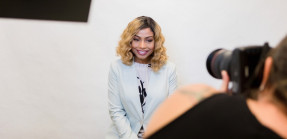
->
xmin=131 ymin=28 xmax=155 ymax=64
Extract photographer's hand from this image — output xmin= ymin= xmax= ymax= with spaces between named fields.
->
xmin=220 ymin=70 xmax=230 ymax=93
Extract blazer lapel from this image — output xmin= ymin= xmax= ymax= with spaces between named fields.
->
xmin=143 ymin=70 xmax=155 ymax=118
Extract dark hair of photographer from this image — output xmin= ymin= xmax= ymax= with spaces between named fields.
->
xmin=254 ymin=36 xmax=287 ymax=106
xmin=144 ymin=35 xmax=287 ymax=139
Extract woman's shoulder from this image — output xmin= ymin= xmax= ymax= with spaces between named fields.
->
xmin=110 ymin=59 xmax=131 ymax=70
xmin=161 ymin=61 xmax=176 ymax=71
xmin=110 ymin=59 xmax=122 ymax=66
xmin=165 ymin=61 xmax=175 ymax=67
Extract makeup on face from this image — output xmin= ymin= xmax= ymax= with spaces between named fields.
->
xmin=131 ymin=28 xmax=155 ymax=64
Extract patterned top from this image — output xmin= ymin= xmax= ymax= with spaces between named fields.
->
xmin=134 ymin=62 xmax=151 ymax=138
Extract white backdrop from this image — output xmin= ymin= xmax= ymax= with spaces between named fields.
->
xmin=1 ymin=0 xmax=287 ymax=138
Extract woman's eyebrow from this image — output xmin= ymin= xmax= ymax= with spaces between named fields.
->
xmin=134 ymin=35 xmax=154 ymax=38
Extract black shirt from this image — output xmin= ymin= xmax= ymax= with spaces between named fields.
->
xmin=148 ymin=94 xmax=282 ymax=139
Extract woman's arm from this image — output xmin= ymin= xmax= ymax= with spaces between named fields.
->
xmin=145 ymin=71 xmax=230 ymax=138
xmin=108 ymin=64 xmax=137 ymax=138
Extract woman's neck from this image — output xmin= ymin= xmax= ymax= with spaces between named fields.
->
xmin=134 ymin=56 xmax=151 ymax=64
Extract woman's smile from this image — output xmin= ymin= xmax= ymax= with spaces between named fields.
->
xmin=137 ymin=50 xmax=150 ymax=56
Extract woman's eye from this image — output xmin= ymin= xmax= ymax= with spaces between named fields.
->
xmin=133 ymin=38 xmax=139 ymax=41
xmin=147 ymin=39 xmax=153 ymax=42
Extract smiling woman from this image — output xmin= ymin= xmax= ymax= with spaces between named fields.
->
xmin=106 ymin=16 xmax=178 ymax=139
xmin=131 ymin=28 xmax=155 ymax=64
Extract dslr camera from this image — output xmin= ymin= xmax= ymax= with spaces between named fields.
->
xmin=206 ymin=43 xmax=271 ymax=94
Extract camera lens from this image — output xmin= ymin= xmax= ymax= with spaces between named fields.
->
xmin=206 ymin=49 xmax=232 ymax=79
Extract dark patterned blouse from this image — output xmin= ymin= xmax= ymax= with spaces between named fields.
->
xmin=135 ymin=62 xmax=151 ymax=139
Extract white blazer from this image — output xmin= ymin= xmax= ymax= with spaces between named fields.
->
xmin=106 ymin=59 xmax=177 ymax=139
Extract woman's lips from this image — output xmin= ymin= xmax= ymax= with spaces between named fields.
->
xmin=137 ymin=50 xmax=149 ymax=56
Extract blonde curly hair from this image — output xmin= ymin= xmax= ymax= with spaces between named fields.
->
xmin=116 ymin=16 xmax=167 ymax=72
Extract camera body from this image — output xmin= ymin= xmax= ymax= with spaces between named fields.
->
xmin=206 ymin=43 xmax=271 ymax=94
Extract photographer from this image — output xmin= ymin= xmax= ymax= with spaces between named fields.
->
xmin=144 ymin=36 xmax=287 ymax=138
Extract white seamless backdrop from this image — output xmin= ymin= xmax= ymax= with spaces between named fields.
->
xmin=0 ymin=0 xmax=287 ymax=138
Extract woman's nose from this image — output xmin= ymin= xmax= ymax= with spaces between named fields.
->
xmin=139 ymin=41 xmax=146 ymax=49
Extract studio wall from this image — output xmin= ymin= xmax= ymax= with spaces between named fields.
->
xmin=0 ymin=0 xmax=287 ymax=138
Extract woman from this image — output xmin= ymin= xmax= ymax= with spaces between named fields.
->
xmin=145 ymin=35 xmax=287 ymax=138
xmin=106 ymin=16 xmax=177 ymax=139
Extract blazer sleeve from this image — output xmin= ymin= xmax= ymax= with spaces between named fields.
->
xmin=168 ymin=63 xmax=178 ymax=96
xmin=107 ymin=63 xmax=138 ymax=139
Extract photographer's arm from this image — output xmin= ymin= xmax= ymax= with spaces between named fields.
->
xmin=145 ymin=71 xmax=229 ymax=138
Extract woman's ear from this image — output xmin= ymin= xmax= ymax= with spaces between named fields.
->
xmin=260 ymin=56 xmax=273 ymax=90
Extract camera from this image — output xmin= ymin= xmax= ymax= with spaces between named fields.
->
xmin=206 ymin=43 xmax=271 ymax=94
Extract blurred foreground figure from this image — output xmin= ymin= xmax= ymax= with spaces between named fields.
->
xmin=145 ymin=35 xmax=287 ymax=139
